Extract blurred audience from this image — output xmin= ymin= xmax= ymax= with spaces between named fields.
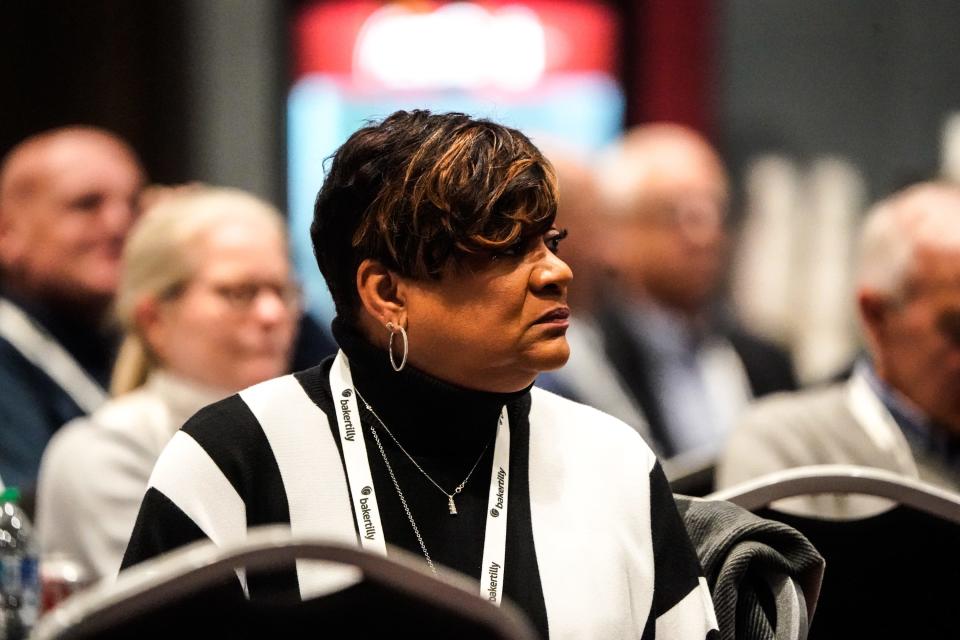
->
xmin=586 ymin=123 xmax=797 ymax=461
xmin=35 ymin=186 xmax=301 ymax=581
xmin=0 ymin=127 xmax=144 ymax=492
xmin=718 ymin=182 xmax=960 ymax=517
xmin=536 ymin=150 xmax=652 ymax=438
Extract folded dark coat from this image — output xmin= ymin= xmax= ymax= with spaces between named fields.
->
xmin=676 ymin=497 xmax=824 ymax=640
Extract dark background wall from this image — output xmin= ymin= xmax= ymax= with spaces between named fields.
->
xmin=719 ymin=0 xmax=960 ymax=200
xmin=0 ymin=1 xmax=191 ymax=185
xmin=2 ymin=0 xmax=958 ymax=206
xmin=0 ymin=0 xmax=286 ymax=204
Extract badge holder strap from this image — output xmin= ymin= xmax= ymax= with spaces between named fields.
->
xmin=480 ymin=406 xmax=511 ymax=606
xmin=331 ymin=350 xmax=513 ymax=605
xmin=329 ymin=351 xmax=388 ymax=556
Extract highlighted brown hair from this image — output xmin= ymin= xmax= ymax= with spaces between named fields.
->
xmin=310 ymin=110 xmax=558 ymax=324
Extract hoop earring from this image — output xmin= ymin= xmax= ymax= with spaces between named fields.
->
xmin=385 ymin=321 xmax=408 ymax=372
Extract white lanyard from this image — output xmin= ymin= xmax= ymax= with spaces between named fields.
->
xmin=0 ymin=297 xmax=107 ymax=413
xmin=846 ymin=369 xmax=919 ymax=477
xmin=328 ymin=350 xmax=511 ymax=605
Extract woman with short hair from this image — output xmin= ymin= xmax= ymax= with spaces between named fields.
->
xmin=122 ymin=111 xmax=717 ymax=638
xmin=36 ymin=186 xmax=301 ymax=581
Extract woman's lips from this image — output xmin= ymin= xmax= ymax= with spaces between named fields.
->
xmin=535 ymin=306 xmax=571 ymax=326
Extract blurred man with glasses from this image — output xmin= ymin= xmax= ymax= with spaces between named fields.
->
xmin=583 ymin=124 xmax=797 ymax=480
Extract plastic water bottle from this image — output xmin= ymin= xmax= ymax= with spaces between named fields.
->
xmin=0 ymin=488 xmax=39 ymax=640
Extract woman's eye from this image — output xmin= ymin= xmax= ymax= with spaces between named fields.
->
xmin=490 ymin=245 xmax=522 ymax=262
xmin=491 ymin=229 xmax=567 ymax=261
xmin=545 ymin=228 xmax=568 ymax=254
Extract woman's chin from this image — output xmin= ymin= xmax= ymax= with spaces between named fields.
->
xmin=530 ymin=338 xmax=571 ymax=372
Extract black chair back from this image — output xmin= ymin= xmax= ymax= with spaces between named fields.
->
xmin=33 ymin=526 xmax=538 ymax=640
xmin=710 ymin=465 xmax=960 ymax=639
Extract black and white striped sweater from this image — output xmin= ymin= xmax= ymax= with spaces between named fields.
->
xmin=122 ymin=328 xmax=718 ymax=639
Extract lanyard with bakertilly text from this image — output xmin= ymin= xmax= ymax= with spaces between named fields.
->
xmin=328 ymin=350 xmax=511 ymax=606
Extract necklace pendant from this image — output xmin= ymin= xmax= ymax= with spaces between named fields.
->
xmin=448 ymin=495 xmax=458 ymax=516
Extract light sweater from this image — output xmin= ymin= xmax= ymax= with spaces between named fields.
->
xmin=35 ymin=371 xmax=226 ymax=581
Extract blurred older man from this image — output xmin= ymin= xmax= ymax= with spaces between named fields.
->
xmin=718 ymin=182 xmax=960 ymax=517
xmin=536 ymin=149 xmax=653 ymax=439
xmin=593 ymin=124 xmax=796 ymax=465
xmin=0 ymin=127 xmax=144 ymax=489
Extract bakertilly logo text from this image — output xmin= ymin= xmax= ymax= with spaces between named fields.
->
xmin=359 ymin=489 xmax=376 ymax=540
xmin=340 ymin=388 xmax=356 ymax=441
xmin=339 ymin=388 xmax=373 ymax=539
xmin=487 ymin=561 xmax=501 ymax=601
xmin=490 ymin=466 xmax=506 ymax=517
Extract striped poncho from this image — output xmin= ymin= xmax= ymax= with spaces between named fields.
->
xmin=123 ymin=346 xmax=718 ymax=639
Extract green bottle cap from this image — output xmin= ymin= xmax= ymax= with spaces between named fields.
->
xmin=0 ymin=487 xmax=21 ymax=504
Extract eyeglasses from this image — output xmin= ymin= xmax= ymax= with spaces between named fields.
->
xmin=165 ymin=279 xmax=302 ymax=311
xmin=208 ymin=281 xmax=302 ymax=310
xmin=894 ymin=283 xmax=960 ymax=347
xmin=644 ymin=195 xmax=728 ymax=231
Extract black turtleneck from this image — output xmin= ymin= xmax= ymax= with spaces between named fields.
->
xmin=333 ymin=317 xmax=521 ymax=462
xmin=294 ymin=318 xmax=548 ymax=637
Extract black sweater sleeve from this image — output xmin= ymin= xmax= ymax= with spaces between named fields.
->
xmin=643 ymin=461 xmax=720 ymax=639
xmin=120 ymin=487 xmax=209 ymax=571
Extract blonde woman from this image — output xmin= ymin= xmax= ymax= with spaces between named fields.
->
xmin=35 ymin=186 xmax=300 ymax=581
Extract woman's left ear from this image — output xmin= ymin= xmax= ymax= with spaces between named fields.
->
xmin=356 ymin=258 xmax=408 ymax=327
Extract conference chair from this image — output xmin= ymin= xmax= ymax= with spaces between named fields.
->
xmin=32 ymin=525 xmax=538 ymax=640
xmin=708 ymin=465 xmax=960 ymax=639
xmin=664 ymin=446 xmax=717 ymax=496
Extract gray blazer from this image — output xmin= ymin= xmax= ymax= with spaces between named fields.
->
xmin=717 ymin=373 xmax=958 ymax=518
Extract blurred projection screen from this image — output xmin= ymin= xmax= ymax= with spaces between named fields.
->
xmin=288 ymin=0 xmax=624 ymax=327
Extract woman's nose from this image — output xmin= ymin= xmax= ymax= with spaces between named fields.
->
xmin=532 ymin=249 xmax=573 ymax=295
